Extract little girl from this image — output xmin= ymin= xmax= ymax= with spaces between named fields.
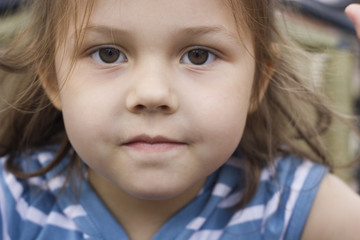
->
xmin=1 ymin=1 xmax=360 ymax=239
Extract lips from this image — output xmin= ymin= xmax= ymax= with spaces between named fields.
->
xmin=122 ymin=134 xmax=186 ymax=153
xmin=124 ymin=134 xmax=182 ymax=144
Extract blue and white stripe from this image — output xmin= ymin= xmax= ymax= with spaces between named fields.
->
xmin=0 ymin=149 xmax=327 ymax=240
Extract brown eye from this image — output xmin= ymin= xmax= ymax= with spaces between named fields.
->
xmin=92 ymin=47 xmax=127 ymax=64
xmin=188 ymin=49 xmax=208 ymax=65
xmin=182 ymin=49 xmax=216 ymax=65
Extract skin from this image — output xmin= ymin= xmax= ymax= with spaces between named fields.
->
xmin=345 ymin=4 xmax=360 ymax=39
xmin=47 ymin=0 xmax=258 ymax=239
xmin=302 ymin=174 xmax=360 ymax=240
xmin=43 ymin=1 xmax=360 ymax=240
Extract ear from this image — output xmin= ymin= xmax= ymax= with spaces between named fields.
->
xmin=39 ymin=69 xmax=62 ymax=110
xmin=247 ymin=62 xmax=273 ymax=114
xmin=248 ymin=43 xmax=279 ymax=114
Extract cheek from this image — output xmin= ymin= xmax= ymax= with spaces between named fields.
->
xmin=59 ymin=92 xmax=118 ymax=173
xmin=188 ymin=81 xmax=252 ymax=159
xmin=197 ymin=72 xmax=252 ymax=130
xmin=60 ymin=95 xmax=94 ymax=146
xmin=211 ymin=96 xmax=248 ymax=146
xmin=202 ymin=72 xmax=254 ymax=154
xmin=58 ymin=79 xmax=116 ymax=152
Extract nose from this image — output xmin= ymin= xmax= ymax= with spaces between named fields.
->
xmin=126 ymin=63 xmax=178 ymax=114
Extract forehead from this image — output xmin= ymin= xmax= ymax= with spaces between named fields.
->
xmin=56 ymin=0 xmax=255 ymax=58
xmin=78 ymin=0 xmax=250 ymax=40
xmin=91 ymin=0 xmax=231 ymax=22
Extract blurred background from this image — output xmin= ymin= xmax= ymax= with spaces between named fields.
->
xmin=0 ymin=0 xmax=360 ymax=189
xmin=280 ymin=0 xmax=360 ymax=189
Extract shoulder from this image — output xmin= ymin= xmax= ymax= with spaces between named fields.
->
xmin=257 ymin=155 xmax=328 ymax=239
xmin=302 ymin=173 xmax=360 ymax=240
xmin=206 ymin=155 xmax=327 ymax=239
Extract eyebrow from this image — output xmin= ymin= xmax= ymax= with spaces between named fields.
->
xmin=81 ymin=25 xmax=240 ymax=42
xmin=181 ymin=26 xmax=240 ymax=42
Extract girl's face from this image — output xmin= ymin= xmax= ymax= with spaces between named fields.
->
xmin=52 ymin=0 xmax=256 ymax=200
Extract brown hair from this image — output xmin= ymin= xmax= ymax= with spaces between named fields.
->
xmin=226 ymin=0 xmax=334 ymax=205
xmin=0 ymin=0 xmax=334 ymax=206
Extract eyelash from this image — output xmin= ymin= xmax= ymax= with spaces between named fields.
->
xmin=89 ymin=46 xmax=218 ymax=66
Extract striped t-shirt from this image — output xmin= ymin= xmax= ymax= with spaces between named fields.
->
xmin=0 ymin=148 xmax=327 ymax=240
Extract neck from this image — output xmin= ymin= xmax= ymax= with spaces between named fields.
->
xmin=88 ymin=170 xmax=205 ymax=240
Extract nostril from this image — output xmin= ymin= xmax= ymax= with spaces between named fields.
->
xmin=133 ymin=104 xmax=170 ymax=112
xmin=126 ymin=89 xmax=178 ymax=113
xmin=159 ymin=105 xmax=170 ymax=111
xmin=134 ymin=104 xmax=146 ymax=111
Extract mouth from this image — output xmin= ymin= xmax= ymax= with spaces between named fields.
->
xmin=122 ymin=134 xmax=187 ymax=153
